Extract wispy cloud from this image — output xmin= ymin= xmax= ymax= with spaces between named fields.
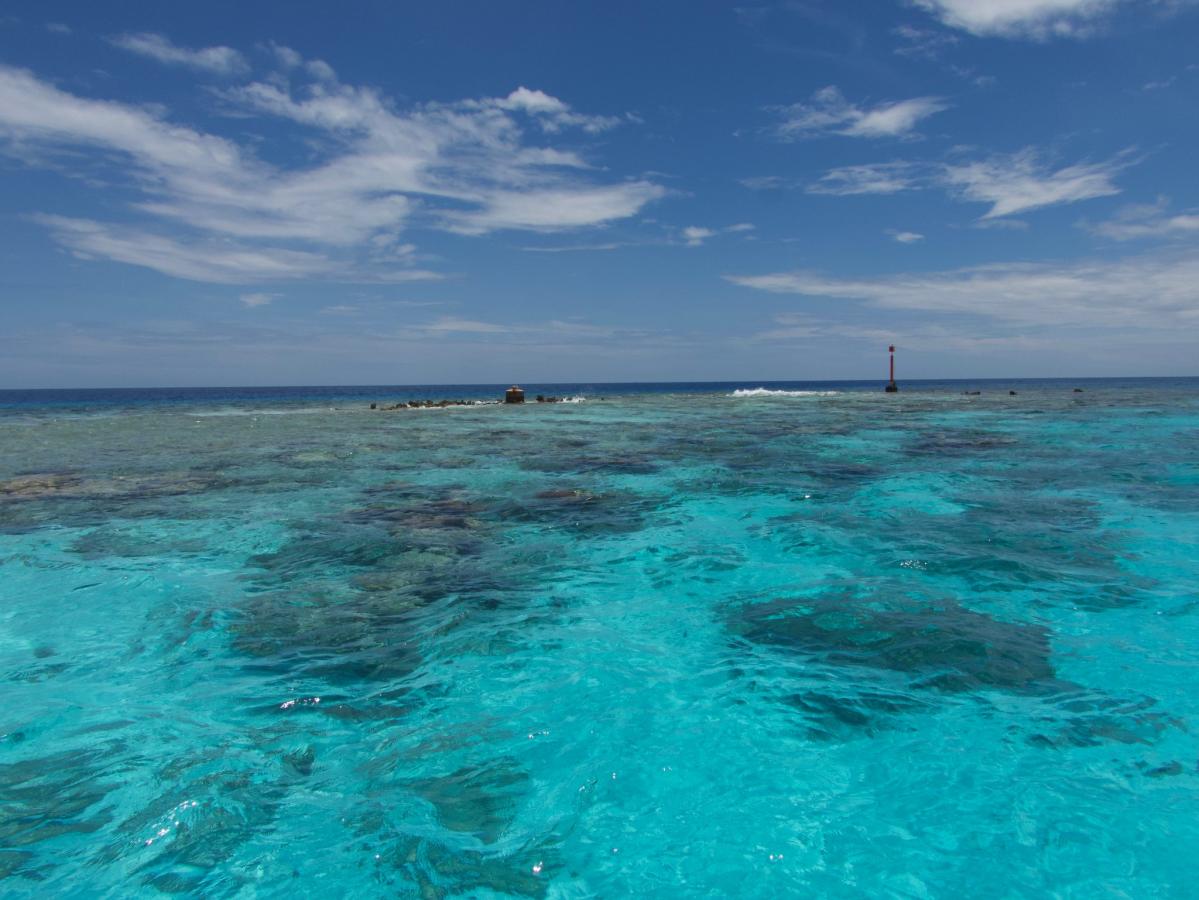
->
xmin=751 ymin=313 xmax=1060 ymax=354
xmin=738 ymin=175 xmax=802 ymax=191
xmin=1083 ymin=197 xmax=1199 ymax=240
xmin=518 ymin=242 xmax=625 ymax=253
xmin=726 ymin=248 xmax=1199 ymax=329
xmin=774 ymin=86 xmax=949 ymax=140
xmin=110 ymin=32 xmax=248 ymax=76
xmin=681 ymin=223 xmax=756 ymax=246
xmin=942 ymin=148 xmax=1129 ymax=217
xmin=494 ymin=86 xmax=622 ymax=134
xmin=240 ymin=292 xmax=277 ymax=307
xmin=1141 ymin=75 xmax=1178 ymax=90
xmin=892 ymin=24 xmax=960 ymax=58
xmin=417 ymin=316 xmax=513 ymax=335
xmin=0 ymin=54 xmax=660 ymax=284
xmin=442 ymin=183 xmax=663 ymax=235
xmin=808 ymin=148 xmax=1131 ymax=218
xmin=888 ymin=229 xmax=925 ymax=243
xmin=409 ymin=315 xmax=653 ymax=342
xmin=32 ymin=215 xmax=345 ymax=284
xmin=808 ymin=162 xmax=925 ymax=195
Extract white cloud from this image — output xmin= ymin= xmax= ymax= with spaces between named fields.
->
xmin=494 ymin=86 xmax=622 ymax=133
xmin=775 ymin=86 xmax=949 ymax=140
xmin=306 ymin=59 xmax=337 ymax=83
xmin=680 ymin=223 xmax=756 ymax=246
xmin=110 ymin=32 xmax=248 ymax=76
xmin=518 ymin=242 xmax=625 ymax=252
xmin=443 ymin=182 xmax=664 ymax=235
xmin=739 ymin=175 xmax=800 ymax=191
xmin=808 ymin=148 xmax=1131 ymax=218
xmin=1142 ymin=75 xmax=1178 ymax=90
xmin=888 ymin=230 xmax=926 ymax=243
xmin=726 ymin=248 xmax=1199 ymax=329
xmin=240 ymin=292 xmax=276 ymax=307
xmin=808 ymin=162 xmax=925 ymax=195
xmin=752 ymin=313 xmax=1059 ymax=353
xmin=46 ymin=22 xmax=71 ymax=35
xmin=34 ymin=215 xmax=338 ymax=283
xmin=683 ymin=226 xmax=717 ymax=246
xmin=972 ymin=216 xmax=1030 ymax=230
xmin=418 ymin=316 xmax=513 ymax=334
xmin=498 ymin=86 xmax=568 ymax=115
xmin=1085 ymin=197 xmax=1199 ymax=240
xmin=408 ymin=316 xmax=652 ymax=342
xmin=912 ymin=0 xmax=1123 ymax=38
xmin=0 ymin=60 xmax=659 ymax=283
xmin=267 ymin=42 xmax=303 ymax=70
xmin=942 ymin=148 xmax=1128 ymax=217
xmin=892 ymin=24 xmax=960 ymax=57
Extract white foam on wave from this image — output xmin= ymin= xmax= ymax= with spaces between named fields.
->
xmin=731 ymin=388 xmax=839 ymax=398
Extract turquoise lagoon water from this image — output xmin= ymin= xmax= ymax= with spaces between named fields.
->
xmin=1 ymin=379 xmax=1197 ymax=897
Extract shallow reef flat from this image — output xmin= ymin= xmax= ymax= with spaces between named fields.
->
xmin=1 ymin=381 xmax=1198 ymax=896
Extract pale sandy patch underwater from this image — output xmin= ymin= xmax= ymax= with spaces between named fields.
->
xmin=1 ymin=379 xmax=1198 ymax=897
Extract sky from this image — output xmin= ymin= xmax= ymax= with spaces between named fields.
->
xmin=0 ymin=0 xmax=1197 ymax=387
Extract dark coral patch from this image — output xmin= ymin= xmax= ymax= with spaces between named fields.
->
xmin=732 ymin=595 xmax=1056 ymax=693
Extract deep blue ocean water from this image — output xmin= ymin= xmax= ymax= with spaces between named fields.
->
xmin=1 ymin=378 xmax=1197 ymax=897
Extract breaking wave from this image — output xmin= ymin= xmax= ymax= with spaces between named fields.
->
xmin=731 ymin=388 xmax=840 ymax=398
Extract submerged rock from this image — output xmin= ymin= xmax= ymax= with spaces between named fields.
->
xmin=0 ymin=470 xmax=230 ymax=502
xmin=732 ymin=593 xmax=1182 ymax=750
xmin=520 ymin=453 xmax=660 ymax=476
xmin=906 ymin=429 xmax=1016 ymax=457
xmin=282 ymin=745 xmax=316 ymax=777
xmin=0 ymin=744 xmax=119 ymax=850
xmin=785 ymin=688 xmax=930 ymax=742
xmin=732 ymin=595 xmax=1056 ymax=693
xmin=409 ymin=758 xmax=529 ymax=845
xmin=494 ymin=486 xmax=653 ymax=536
xmin=1025 ymin=692 xmax=1182 ymax=749
xmin=388 ymin=835 xmax=560 ymax=898
xmin=231 ymin=588 xmax=427 ymax=683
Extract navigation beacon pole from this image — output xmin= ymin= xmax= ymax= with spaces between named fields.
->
xmin=885 ymin=344 xmax=898 ymax=393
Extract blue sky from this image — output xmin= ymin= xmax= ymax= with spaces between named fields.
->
xmin=1 ymin=0 xmax=1197 ymax=387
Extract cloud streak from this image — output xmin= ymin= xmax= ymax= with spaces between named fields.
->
xmin=110 ymin=32 xmax=248 ymax=75
xmin=808 ymin=162 xmax=925 ymax=195
xmin=727 ymin=248 xmax=1199 ymax=329
xmin=808 ymin=148 xmax=1131 ymax=218
xmin=943 ymin=148 xmax=1128 ymax=217
xmin=1084 ymin=197 xmax=1199 ymax=240
xmin=774 ymin=86 xmax=949 ymax=140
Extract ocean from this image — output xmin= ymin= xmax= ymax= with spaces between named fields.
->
xmin=1 ymin=378 xmax=1197 ymax=897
